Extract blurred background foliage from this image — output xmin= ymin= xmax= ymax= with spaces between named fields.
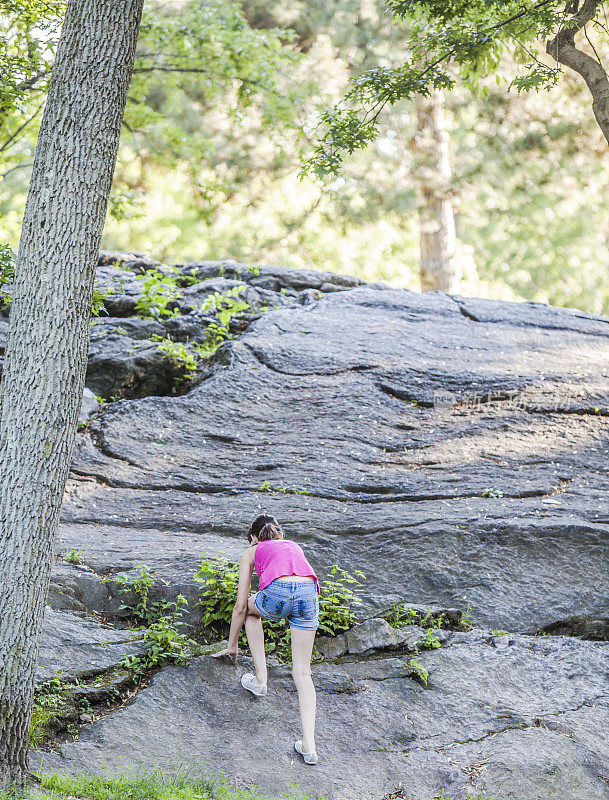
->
xmin=1 ymin=0 xmax=608 ymax=312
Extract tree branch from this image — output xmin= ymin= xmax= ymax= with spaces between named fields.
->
xmin=546 ymin=0 xmax=609 ymax=143
xmin=0 ymin=104 xmax=45 ymax=154
xmin=131 ymin=65 xmax=282 ymax=96
xmin=0 ymin=163 xmax=34 ymax=182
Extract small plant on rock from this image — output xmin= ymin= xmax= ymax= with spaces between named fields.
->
xmin=134 ymin=268 xmax=182 ymax=319
xmin=461 ymin=605 xmax=474 ymax=629
xmin=417 ymin=629 xmax=441 ymax=651
xmin=107 ymin=565 xmax=188 ymax=629
xmin=387 ymin=605 xmax=418 ymax=628
xmin=60 ymin=548 xmax=84 ymax=565
xmin=30 ymin=677 xmax=70 ymax=746
xmin=386 ymin=603 xmax=473 ymax=632
xmin=201 ymin=284 xmax=250 ymax=325
xmin=123 ymin=615 xmax=200 ymax=674
xmin=194 ymin=285 xmax=252 ymax=357
xmin=407 ymin=656 xmax=429 ymax=686
xmin=151 ymin=334 xmax=198 ymax=381
xmin=482 ymin=487 xmax=504 ymax=498
xmin=258 ymin=480 xmax=311 ymax=495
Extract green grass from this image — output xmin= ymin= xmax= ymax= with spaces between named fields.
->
xmin=30 ymin=768 xmax=327 ymax=800
xmin=29 ymin=681 xmax=70 ymax=747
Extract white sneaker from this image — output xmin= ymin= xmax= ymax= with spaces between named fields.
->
xmin=240 ymin=672 xmax=267 ymax=696
xmin=294 ymin=739 xmax=318 ymax=765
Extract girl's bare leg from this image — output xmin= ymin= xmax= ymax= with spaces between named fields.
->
xmin=290 ymin=627 xmax=317 ymax=753
xmin=245 ymin=595 xmax=267 ymax=685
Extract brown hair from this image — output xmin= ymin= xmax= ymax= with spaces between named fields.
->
xmin=247 ymin=514 xmax=284 ymax=543
xmin=258 ymin=521 xmax=283 ymax=541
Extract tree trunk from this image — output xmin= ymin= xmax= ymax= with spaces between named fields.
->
xmin=0 ymin=0 xmax=144 ymax=787
xmin=410 ymin=90 xmax=458 ymax=293
xmin=546 ymin=0 xmax=609 ymax=147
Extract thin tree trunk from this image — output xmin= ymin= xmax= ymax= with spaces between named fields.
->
xmin=0 ymin=0 xmax=143 ymax=787
xmin=547 ymin=0 xmax=609 ymax=146
xmin=410 ymin=90 xmax=458 ymax=293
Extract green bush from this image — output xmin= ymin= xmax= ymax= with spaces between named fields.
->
xmin=107 ymin=565 xmax=190 ymax=629
xmin=106 ymin=565 xmax=158 ymax=626
xmin=418 ymin=629 xmax=441 ymax=651
xmin=385 ymin=603 xmax=473 ymax=632
xmin=107 ymin=566 xmax=201 ymax=674
xmin=194 ymin=555 xmax=241 ymax=629
xmin=387 ymin=605 xmax=418 ymax=628
xmin=134 ymin=268 xmax=182 ymax=319
xmin=194 ymin=285 xmax=252 ymax=357
xmin=317 ymin=564 xmax=365 ymax=637
xmin=124 ymin=616 xmax=200 ymax=674
xmin=194 ymin=555 xmax=365 ymax=663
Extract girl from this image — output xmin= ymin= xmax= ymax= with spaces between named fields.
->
xmin=212 ymin=514 xmax=320 ymax=765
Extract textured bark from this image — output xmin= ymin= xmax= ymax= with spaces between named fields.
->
xmin=410 ymin=91 xmax=458 ymax=293
xmin=546 ymin=0 xmax=609 ymax=145
xmin=0 ymin=0 xmax=144 ymax=787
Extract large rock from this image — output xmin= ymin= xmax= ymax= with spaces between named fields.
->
xmin=57 ymin=282 xmax=609 ymax=634
xmin=47 ymin=562 xmax=113 ymax=615
xmin=0 ymin=317 xmax=7 ymax=352
xmin=32 ymin=631 xmax=609 ymax=800
xmin=25 ymin=256 xmax=609 ymax=799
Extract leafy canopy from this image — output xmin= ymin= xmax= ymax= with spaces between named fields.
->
xmin=304 ymin=0 xmax=597 ymax=176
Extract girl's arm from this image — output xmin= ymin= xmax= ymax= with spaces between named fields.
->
xmin=212 ymin=548 xmax=255 ymax=663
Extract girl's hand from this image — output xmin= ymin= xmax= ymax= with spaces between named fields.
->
xmin=212 ymin=645 xmax=238 ymax=665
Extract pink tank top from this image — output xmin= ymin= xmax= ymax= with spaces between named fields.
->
xmin=254 ymin=539 xmax=320 ymax=594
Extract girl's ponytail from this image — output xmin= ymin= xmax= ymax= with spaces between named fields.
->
xmin=257 ymin=521 xmax=283 ymax=541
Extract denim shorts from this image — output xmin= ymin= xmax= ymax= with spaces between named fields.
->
xmin=253 ymin=577 xmax=319 ymax=631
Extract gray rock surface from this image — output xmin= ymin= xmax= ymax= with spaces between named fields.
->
xmin=344 ymin=619 xmax=427 ymax=655
xmin=0 ymin=317 xmax=8 ymax=354
xmin=86 ymin=333 xmax=181 ymax=400
xmin=79 ymin=388 xmax=100 ymax=425
xmin=316 ymin=633 xmax=348 ymax=659
xmin=32 ymin=632 xmax=609 ymax=800
xmin=52 ymin=276 xmax=609 ymax=634
xmin=94 ymin=266 xmax=149 ymax=317
xmin=37 ymin=608 xmax=144 ymax=682
xmin=98 ymin=250 xmax=161 ymax=274
xmin=172 ymin=260 xmax=363 ymax=292
xmin=47 ymin=563 xmax=114 ymax=615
